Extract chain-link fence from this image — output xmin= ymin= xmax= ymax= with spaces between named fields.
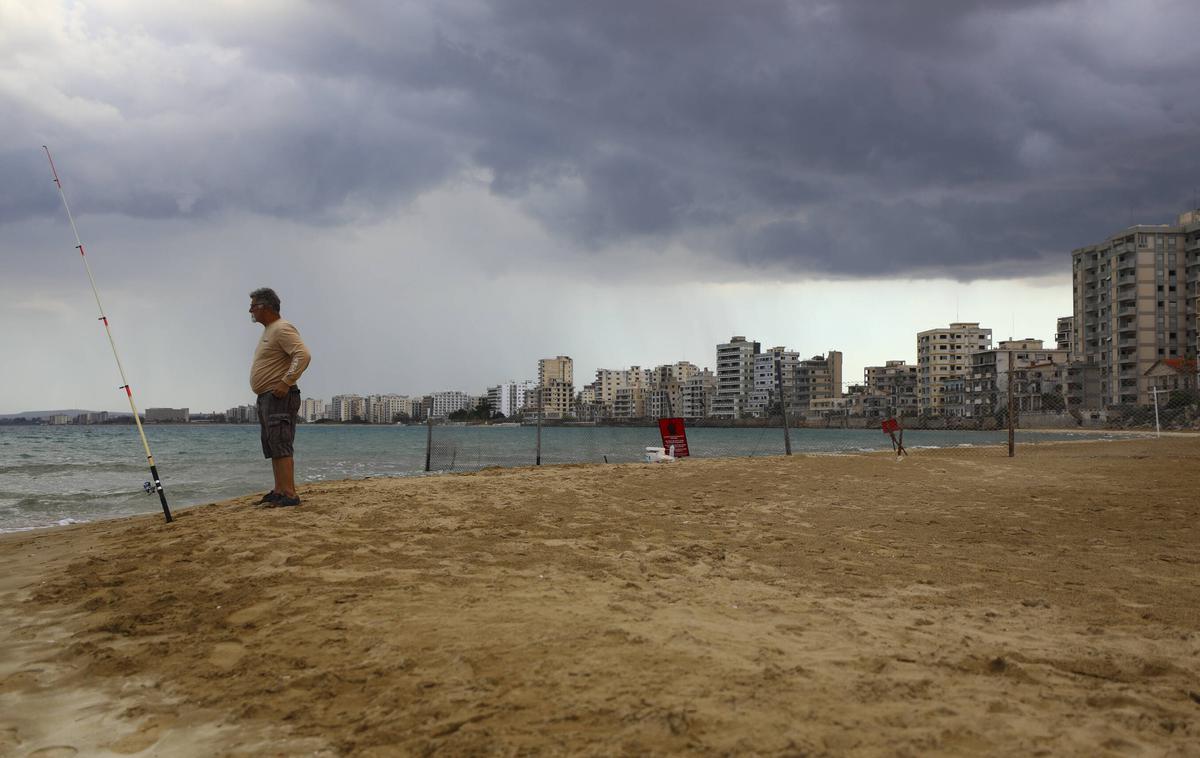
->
xmin=421 ymin=370 xmax=1198 ymax=472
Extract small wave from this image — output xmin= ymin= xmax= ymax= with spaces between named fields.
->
xmin=0 ymin=462 xmax=144 ymax=476
xmin=6 ymin=491 xmax=141 ymax=508
xmin=0 ymin=517 xmax=91 ymax=534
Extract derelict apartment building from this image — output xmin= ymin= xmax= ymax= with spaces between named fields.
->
xmin=537 ymin=356 xmax=574 ymax=419
xmin=712 ymin=336 xmax=760 ymax=419
xmin=916 ymin=322 xmax=993 ymax=415
xmin=1071 ymin=209 xmax=1200 ymax=406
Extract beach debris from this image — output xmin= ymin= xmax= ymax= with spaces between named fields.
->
xmin=644 ymin=446 xmax=676 ymax=463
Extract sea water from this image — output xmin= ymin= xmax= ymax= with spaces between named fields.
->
xmin=0 ymin=424 xmax=1125 ymax=533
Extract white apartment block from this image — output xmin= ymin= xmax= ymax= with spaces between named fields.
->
xmin=748 ymin=347 xmax=799 ymax=417
xmin=713 ymin=336 xmax=760 ymax=419
xmin=330 ymin=394 xmax=365 ymax=422
xmin=430 ymin=391 xmax=472 ymax=419
xmin=917 ymin=323 xmax=992 ymax=415
xmin=145 ymin=407 xmax=189 ymax=423
xmin=365 ymin=394 xmax=412 ymax=424
xmin=225 ymin=405 xmax=257 ymax=423
xmin=300 ymin=398 xmax=325 ymax=422
xmin=538 ymin=356 xmax=574 ymax=419
xmin=491 ymin=380 xmax=536 ymax=417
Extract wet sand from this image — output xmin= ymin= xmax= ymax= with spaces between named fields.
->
xmin=2 ymin=437 xmax=1198 ymax=756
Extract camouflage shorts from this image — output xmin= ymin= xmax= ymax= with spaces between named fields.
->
xmin=257 ymin=387 xmax=301 ymax=459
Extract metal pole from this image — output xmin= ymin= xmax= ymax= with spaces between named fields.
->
xmin=44 ymin=146 xmax=172 ymax=523
xmin=779 ymin=380 xmax=792 ymax=456
xmin=1151 ymin=387 xmax=1161 ymax=438
xmin=424 ymin=409 xmax=433 ymax=472
xmin=1007 ymin=351 xmax=1015 ymax=458
xmin=536 ymin=384 xmax=543 ymax=465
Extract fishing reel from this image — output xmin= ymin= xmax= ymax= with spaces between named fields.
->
xmin=143 ymin=481 xmax=155 ymax=495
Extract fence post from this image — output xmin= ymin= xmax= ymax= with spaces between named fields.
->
xmin=536 ymin=384 xmax=543 ymax=466
xmin=1007 ymin=352 xmax=1015 ymax=458
xmin=780 ymin=385 xmax=793 ymax=456
xmin=1151 ymin=387 xmax=1161 ymax=437
xmin=424 ymin=409 xmax=433 ymax=472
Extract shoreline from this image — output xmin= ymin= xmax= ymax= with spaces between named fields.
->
xmin=7 ymin=419 xmax=1196 ymax=434
xmin=0 ymin=432 xmax=1177 ymax=538
xmin=2 ymin=437 xmax=1198 ymax=755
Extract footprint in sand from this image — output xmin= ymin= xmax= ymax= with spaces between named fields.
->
xmin=1 ymin=727 xmax=17 ymax=753
xmin=226 ymin=601 xmax=275 ymax=627
xmin=209 ymin=641 xmax=247 ymax=671
xmin=27 ymin=747 xmax=78 ymax=757
xmin=103 ymin=715 xmax=172 ymax=754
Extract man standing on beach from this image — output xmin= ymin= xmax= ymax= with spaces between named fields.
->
xmin=248 ymin=287 xmax=311 ymax=507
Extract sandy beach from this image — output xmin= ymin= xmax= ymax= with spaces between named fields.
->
xmin=2 ymin=438 xmax=1198 ymax=756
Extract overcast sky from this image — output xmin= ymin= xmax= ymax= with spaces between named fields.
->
xmin=4 ymin=1 xmax=1200 ymax=413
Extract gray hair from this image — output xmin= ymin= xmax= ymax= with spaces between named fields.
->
xmin=249 ymin=287 xmax=281 ymax=313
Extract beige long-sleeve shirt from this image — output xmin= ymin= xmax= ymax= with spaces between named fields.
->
xmin=250 ymin=319 xmax=311 ymax=395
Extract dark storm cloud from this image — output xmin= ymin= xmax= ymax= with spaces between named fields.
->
xmin=6 ymin=0 xmax=1200 ymax=278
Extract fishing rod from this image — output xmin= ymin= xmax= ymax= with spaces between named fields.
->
xmin=43 ymin=146 xmax=173 ymax=524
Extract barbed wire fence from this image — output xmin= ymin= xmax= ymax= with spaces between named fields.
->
xmin=419 ymin=369 xmax=1196 ymax=474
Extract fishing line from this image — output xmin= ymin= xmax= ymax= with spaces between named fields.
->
xmin=43 ymin=146 xmax=173 ymax=524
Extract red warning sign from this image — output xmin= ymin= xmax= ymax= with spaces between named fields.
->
xmin=658 ymin=417 xmax=690 ymax=457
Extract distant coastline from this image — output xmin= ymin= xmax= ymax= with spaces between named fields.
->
xmin=3 ymin=415 xmax=1190 ymax=433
